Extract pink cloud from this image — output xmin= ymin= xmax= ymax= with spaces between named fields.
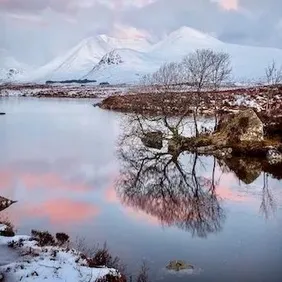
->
xmin=218 ymin=0 xmax=239 ymax=10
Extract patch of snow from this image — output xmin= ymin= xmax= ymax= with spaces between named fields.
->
xmin=0 ymin=233 xmax=120 ymax=282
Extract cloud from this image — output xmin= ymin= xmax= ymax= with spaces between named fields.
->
xmin=216 ymin=0 xmax=239 ymax=10
xmin=0 ymin=0 xmax=281 ymax=66
xmin=7 ymin=12 xmax=48 ymax=26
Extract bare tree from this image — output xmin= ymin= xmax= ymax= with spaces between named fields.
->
xmin=140 ymin=49 xmax=232 ymax=139
xmin=265 ymin=61 xmax=282 ymax=114
xmin=210 ymin=52 xmax=232 ymax=129
xmin=182 ymin=49 xmax=232 ymax=136
xmin=141 ymin=61 xmax=183 ymax=93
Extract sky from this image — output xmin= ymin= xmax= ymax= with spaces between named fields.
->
xmin=0 ymin=0 xmax=282 ymax=66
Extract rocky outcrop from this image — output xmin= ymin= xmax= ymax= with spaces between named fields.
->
xmin=216 ymin=109 xmax=264 ymax=143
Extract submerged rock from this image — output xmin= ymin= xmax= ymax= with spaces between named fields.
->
xmin=141 ymin=131 xmax=163 ymax=149
xmin=166 ymin=260 xmax=194 ymax=271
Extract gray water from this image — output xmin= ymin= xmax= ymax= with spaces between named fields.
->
xmin=0 ymin=97 xmax=282 ymax=282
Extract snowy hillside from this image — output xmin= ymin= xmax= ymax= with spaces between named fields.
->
xmin=23 ymin=35 xmax=152 ymax=82
xmin=84 ymin=49 xmax=161 ymax=84
xmin=16 ymin=26 xmax=282 ymax=84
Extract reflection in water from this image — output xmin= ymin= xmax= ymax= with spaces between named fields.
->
xmin=218 ymin=158 xmax=278 ymax=219
xmin=116 ymin=119 xmax=281 ymax=237
xmin=260 ymin=173 xmax=277 ymax=219
xmin=116 ymin=136 xmax=225 ymax=238
xmin=25 ymin=199 xmax=99 ymax=225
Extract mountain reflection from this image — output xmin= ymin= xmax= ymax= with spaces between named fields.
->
xmin=116 ymin=136 xmax=225 ymax=238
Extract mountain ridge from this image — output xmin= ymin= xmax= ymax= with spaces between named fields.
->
xmin=2 ymin=26 xmax=282 ymax=84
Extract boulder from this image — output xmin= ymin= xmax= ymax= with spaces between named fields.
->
xmin=166 ymin=260 xmax=194 ymax=271
xmin=141 ymin=131 xmax=163 ymax=149
xmin=216 ymin=109 xmax=264 ymax=143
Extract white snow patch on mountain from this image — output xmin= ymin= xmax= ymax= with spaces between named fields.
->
xmin=85 ymin=49 xmax=162 ymax=84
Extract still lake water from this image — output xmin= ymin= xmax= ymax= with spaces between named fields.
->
xmin=0 ymin=97 xmax=282 ymax=282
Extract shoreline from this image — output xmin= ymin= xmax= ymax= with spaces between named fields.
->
xmin=0 ymin=225 xmax=124 ymax=282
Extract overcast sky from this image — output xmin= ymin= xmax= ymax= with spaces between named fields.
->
xmin=0 ymin=0 xmax=281 ymax=66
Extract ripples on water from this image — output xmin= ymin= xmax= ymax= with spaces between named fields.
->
xmin=0 ymin=97 xmax=281 ymax=282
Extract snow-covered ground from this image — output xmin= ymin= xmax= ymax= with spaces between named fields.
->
xmin=0 ymin=225 xmax=120 ymax=282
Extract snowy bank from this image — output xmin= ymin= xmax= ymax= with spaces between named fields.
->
xmin=0 ymin=225 xmax=121 ymax=282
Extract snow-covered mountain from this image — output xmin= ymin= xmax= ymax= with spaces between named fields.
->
xmin=84 ymin=49 xmax=161 ymax=84
xmin=23 ymin=35 xmax=152 ymax=82
xmin=18 ymin=26 xmax=282 ymax=84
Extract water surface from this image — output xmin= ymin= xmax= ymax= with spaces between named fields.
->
xmin=0 ymin=97 xmax=281 ymax=282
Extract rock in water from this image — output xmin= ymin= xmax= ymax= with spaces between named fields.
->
xmin=0 ymin=113 xmax=5 ymax=115
xmin=166 ymin=260 xmax=194 ymax=271
xmin=141 ymin=131 xmax=163 ymax=150
xmin=216 ymin=109 xmax=264 ymax=143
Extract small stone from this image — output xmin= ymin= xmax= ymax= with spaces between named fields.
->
xmin=166 ymin=260 xmax=194 ymax=271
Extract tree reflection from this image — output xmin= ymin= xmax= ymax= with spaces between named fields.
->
xmin=116 ymin=131 xmax=225 ymax=238
xmin=259 ymin=173 xmax=277 ymax=219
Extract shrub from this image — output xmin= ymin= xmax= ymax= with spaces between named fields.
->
xmin=56 ymin=233 xmax=69 ymax=246
xmin=0 ymin=218 xmax=15 ymax=237
xmin=31 ymin=230 xmax=55 ymax=246
xmin=88 ymin=243 xmax=121 ymax=270
xmin=136 ymin=262 xmax=149 ymax=282
xmin=95 ymin=274 xmax=127 ymax=282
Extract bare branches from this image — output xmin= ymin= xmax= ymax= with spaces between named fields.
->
xmin=265 ymin=61 xmax=282 ymax=114
xmin=265 ymin=61 xmax=282 ymax=85
xmin=141 ymin=62 xmax=184 ymax=93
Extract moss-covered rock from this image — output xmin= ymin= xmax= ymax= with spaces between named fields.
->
xmin=216 ymin=109 xmax=264 ymax=143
